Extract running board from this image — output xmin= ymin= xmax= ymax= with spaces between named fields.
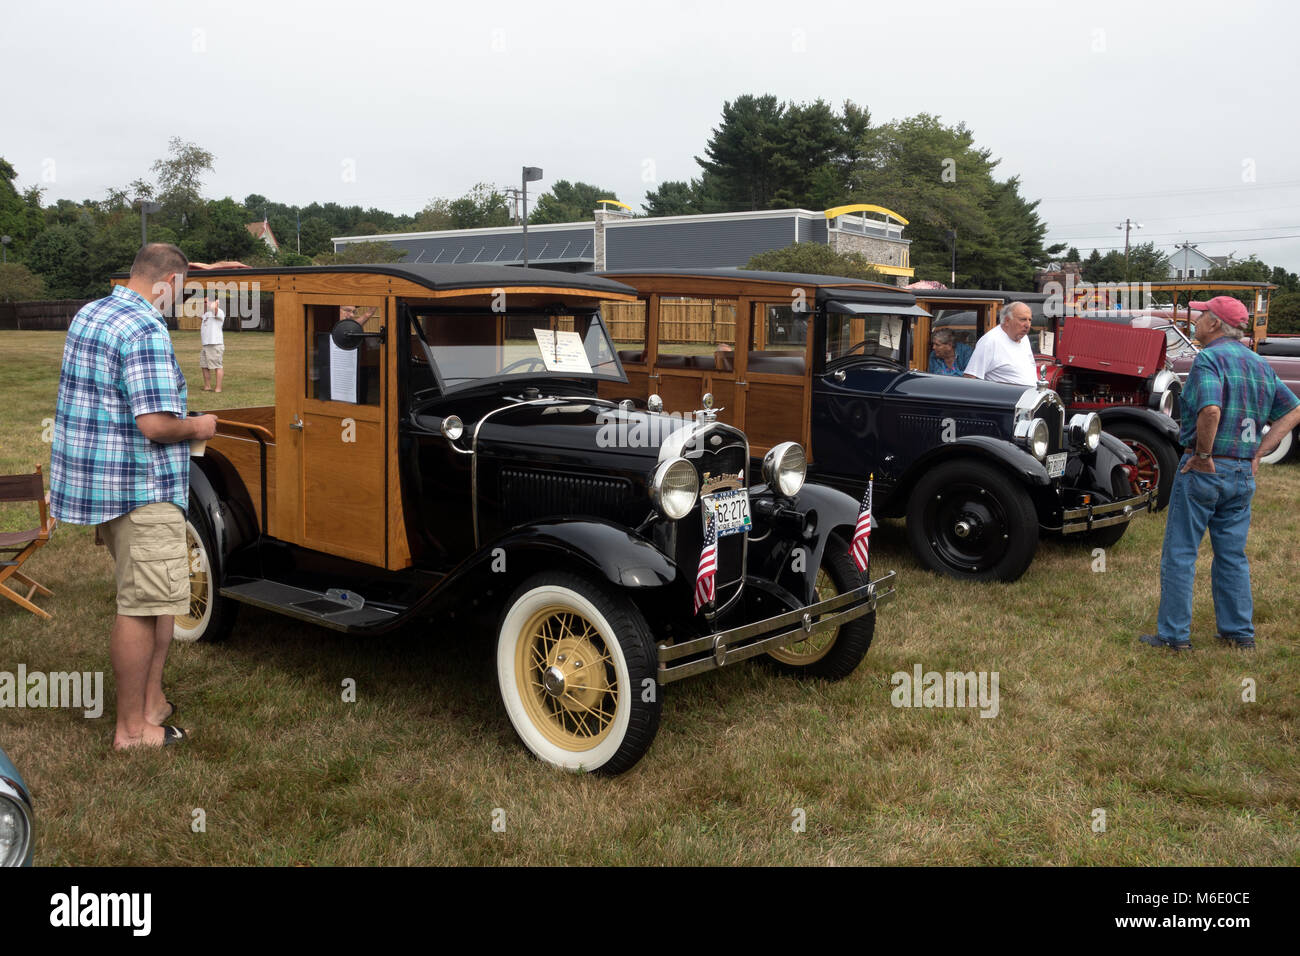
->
xmin=220 ymin=579 xmax=401 ymax=632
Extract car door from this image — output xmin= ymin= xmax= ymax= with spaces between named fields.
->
xmin=278 ymin=293 xmax=389 ymax=567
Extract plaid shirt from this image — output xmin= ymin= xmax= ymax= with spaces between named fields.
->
xmin=50 ymin=285 xmax=190 ymax=525
xmin=1180 ymin=336 xmax=1299 ymax=458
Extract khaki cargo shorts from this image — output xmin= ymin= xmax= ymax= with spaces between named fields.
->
xmin=97 ymin=503 xmax=190 ymax=617
xmin=199 ymin=344 xmax=224 ymax=369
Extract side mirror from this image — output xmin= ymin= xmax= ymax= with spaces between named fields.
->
xmin=331 ymin=319 xmax=386 ymax=351
xmin=331 ymin=318 xmax=365 ymax=351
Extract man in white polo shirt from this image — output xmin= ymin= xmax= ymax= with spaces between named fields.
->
xmin=964 ymin=301 xmax=1037 ymax=387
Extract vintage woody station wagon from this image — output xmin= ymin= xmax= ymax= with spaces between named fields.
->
xmin=132 ymin=264 xmax=896 ymax=774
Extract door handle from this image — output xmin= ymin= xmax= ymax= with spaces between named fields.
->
xmin=289 ymin=416 xmax=304 ymax=431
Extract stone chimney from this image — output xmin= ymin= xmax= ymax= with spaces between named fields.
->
xmin=593 ymin=205 xmax=632 ymax=271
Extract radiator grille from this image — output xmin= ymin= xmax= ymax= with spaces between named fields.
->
xmin=499 ymin=469 xmax=634 ymax=526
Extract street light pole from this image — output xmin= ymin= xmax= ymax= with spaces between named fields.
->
xmin=946 ymin=230 xmax=957 ymax=286
xmin=521 ymin=166 xmax=543 ymax=267
xmin=1 ymin=235 xmax=10 ymax=264
xmin=136 ymin=199 xmax=162 ymax=249
xmin=1115 ymin=218 xmax=1143 ymax=282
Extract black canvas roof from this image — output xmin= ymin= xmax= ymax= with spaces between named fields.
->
xmin=116 ymin=263 xmax=636 ymax=296
xmin=598 ymin=267 xmax=913 ymax=304
xmin=909 ymin=288 xmax=1047 ymax=302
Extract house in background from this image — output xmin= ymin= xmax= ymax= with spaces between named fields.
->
xmin=331 ymin=204 xmax=915 ymax=285
xmin=1169 ymin=245 xmax=1230 ymax=279
xmin=246 ymin=219 xmax=279 ymax=254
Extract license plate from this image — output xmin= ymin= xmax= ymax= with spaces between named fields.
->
xmin=702 ymin=489 xmax=752 ymax=538
xmin=1046 ymin=452 xmax=1067 ymax=478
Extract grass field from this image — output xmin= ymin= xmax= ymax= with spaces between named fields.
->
xmin=1 ymin=328 xmax=1298 ymax=866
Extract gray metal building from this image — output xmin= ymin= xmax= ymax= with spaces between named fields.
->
xmin=333 ymin=205 xmax=915 ymax=283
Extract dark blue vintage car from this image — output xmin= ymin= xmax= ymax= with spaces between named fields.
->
xmin=163 ymin=264 xmax=896 ymax=775
xmin=599 ymin=269 xmax=1154 ymax=582
xmin=0 ymin=745 xmax=34 ymax=867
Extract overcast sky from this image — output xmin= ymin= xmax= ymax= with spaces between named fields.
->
xmin=4 ymin=0 xmax=1297 ymax=272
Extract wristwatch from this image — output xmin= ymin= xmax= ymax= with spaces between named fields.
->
xmin=1196 ymin=451 xmax=1212 ymax=460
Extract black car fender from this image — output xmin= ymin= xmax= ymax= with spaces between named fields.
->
xmin=748 ymin=481 xmax=865 ymax=605
xmin=439 ymin=518 xmax=678 ymax=599
xmin=1077 ymin=431 xmax=1138 ymax=498
xmin=889 ymin=435 xmax=1052 ymax=509
xmin=1097 ymin=406 xmax=1182 ymax=445
xmin=187 ymin=462 xmax=229 ymax=580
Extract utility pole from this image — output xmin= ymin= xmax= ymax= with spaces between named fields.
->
xmin=1174 ymin=240 xmax=1197 ymax=279
xmin=136 ymin=199 xmax=162 ymax=249
xmin=521 ymin=167 xmax=543 ymax=267
xmin=945 ymin=230 xmax=957 ymax=286
xmin=1115 ymin=218 xmax=1143 ymax=281
xmin=1 ymin=235 xmax=10 ymax=264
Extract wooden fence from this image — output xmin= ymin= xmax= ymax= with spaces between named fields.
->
xmin=603 ymin=299 xmax=739 ymax=346
xmin=0 ymin=296 xmax=268 ymax=332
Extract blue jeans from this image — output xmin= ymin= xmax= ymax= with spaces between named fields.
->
xmin=1156 ymin=456 xmax=1256 ymax=643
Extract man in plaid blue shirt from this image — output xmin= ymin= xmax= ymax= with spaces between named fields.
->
xmin=1142 ymin=296 xmax=1300 ymax=652
xmin=50 ymin=244 xmax=217 ymax=749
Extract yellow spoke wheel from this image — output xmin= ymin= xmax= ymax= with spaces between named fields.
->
xmin=767 ymin=568 xmax=840 ymax=666
xmin=514 ymin=606 xmax=620 ymax=751
xmin=176 ymin=521 xmax=211 ymax=634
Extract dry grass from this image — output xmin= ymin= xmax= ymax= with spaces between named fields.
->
xmin=1 ymin=329 xmax=1298 ymax=866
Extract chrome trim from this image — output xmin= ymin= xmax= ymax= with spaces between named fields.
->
xmin=1013 ymin=417 xmax=1049 ymax=460
xmin=657 ymin=571 xmax=897 ymax=683
xmin=1059 ymin=488 xmax=1155 ymax=534
xmin=0 ymin=776 xmax=33 ymax=867
xmin=762 ymin=441 xmax=807 ymax=496
xmin=649 ymin=457 xmax=699 ymax=519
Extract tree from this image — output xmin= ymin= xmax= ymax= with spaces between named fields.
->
xmin=313 ymin=241 xmax=408 ymax=265
xmin=530 ymin=181 xmax=619 ymax=224
xmin=642 ymin=177 xmax=717 ymax=216
xmin=1269 ymin=292 xmax=1300 ymax=334
xmin=1065 ymin=247 xmax=1081 ymax=263
xmin=151 ymin=137 xmax=215 ymax=234
xmin=0 ymin=157 xmax=45 ymax=258
xmin=743 ymin=242 xmax=882 ymax=282
xmin=0 ymin=263 xmax=45 ymax=301
xmin=445 ymin=183 xmax=511 ymax=230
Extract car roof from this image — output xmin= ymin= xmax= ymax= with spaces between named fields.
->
xmin=118 ymin=263 xmax=638 ymax=296
xmin=599 ymin=267 xmax=917 ymax=305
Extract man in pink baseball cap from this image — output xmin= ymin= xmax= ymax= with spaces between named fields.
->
xmin=1141 ymin=293 xmax=1300 ymax=652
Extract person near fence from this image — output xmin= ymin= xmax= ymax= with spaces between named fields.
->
xmin=200 ymin=294 xmax=225 ymax=392
xmin=50 ymin=243 xmax=218 ymax=750
xmin=1141 ymin=296 xmax=1300 ymax=652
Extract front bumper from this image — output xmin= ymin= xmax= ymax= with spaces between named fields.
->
xmin=1060 ymin=486 xmax=1155 ymax=534
xmin=656 ymin=570 xmax=897 ymax=683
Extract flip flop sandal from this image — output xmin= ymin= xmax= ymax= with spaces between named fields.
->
xmin=162 ymin=726 xmax=188 ymax=746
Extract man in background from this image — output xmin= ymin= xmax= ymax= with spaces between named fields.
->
xmin=200 ymin=293 xmax=225 ymax=392
xmin=1142 ymin=296 xmax=1300 ymax=652
xmin=963 ymin=302 xmax=1037 ymax=386
xmin=50 ymin=243 xmax=217 ymax=749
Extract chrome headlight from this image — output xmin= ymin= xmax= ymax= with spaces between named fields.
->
xmin=0 ymin=786 xmax=32 ymax=868
xmin=1158 ymin=389 xmax=1174 ymax=416
xmin=1068 ymin=412 xmax=1102 ymax=452
xmin=762 ymin=441 xmax=807 ymax=496
xmin=1014 ymin=417 xmax=1050 ymax=460
xmin=649 ymin=457 xmax=699 ymax=520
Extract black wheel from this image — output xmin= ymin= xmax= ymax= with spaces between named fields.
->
xmin=764 ymin=535 xmax=876 ymax=679
xmin=173 ymin=498 xmax=238 ymax=643
xmin=906 ymin=460 xmax=1038 ymax=582
xmin=496 ymin=571 xmax=662 ymax=775
xmin=1106 ymin=420 xmax=1179 ymax=511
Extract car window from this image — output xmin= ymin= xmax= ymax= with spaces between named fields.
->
xmin=826 ymin=313 xmax=905 ymax=364
xmin=603 ymin=298 xmax=648 ymax=364
xmin=413 ymin=311 xmax=624 ymax=392
xmin=656 ymin=297 xmax=736 ymax=371
xmin=748 ymin=303 xmax=807 ymax=375
xmin=307 ymin=303 xmax=381 ymax=405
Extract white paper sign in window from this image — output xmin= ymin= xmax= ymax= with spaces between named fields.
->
xmin=879 ymin=316 xmax=904 ymax=350
xmin=533 ymin=329 xmax=593 ymax=374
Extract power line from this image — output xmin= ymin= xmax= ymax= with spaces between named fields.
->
xmin=1048 ymin=203 xmax=1300 ymax=230
xmin=1039 ymin=179 xmax=1300 ymax=203
xmin=1068 ymin=234 xmax=1300 ymax=253
xmin=1050 ymin=224 xmax=1300 ymax=242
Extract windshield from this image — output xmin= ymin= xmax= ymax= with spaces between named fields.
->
xmin=412 ymin=310 xmax=626 ymax=392
xmin=826 ymin=312 xmax=906 ymax=364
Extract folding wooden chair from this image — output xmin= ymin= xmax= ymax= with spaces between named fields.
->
xmin=0 ymin=465 xmax=57 ymax=620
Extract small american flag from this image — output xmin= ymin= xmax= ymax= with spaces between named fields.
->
xmin=694 ymin=512 xmax=718 ymax=613
xmin=850 ymin=475 xmax=873 ymax=573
